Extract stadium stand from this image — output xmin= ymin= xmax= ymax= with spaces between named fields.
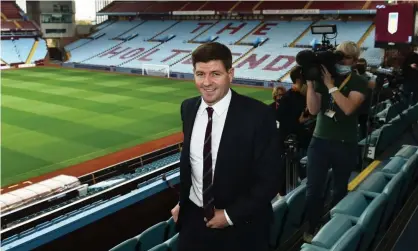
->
xmin=2 ymin=1 xmax=418 ymax=251
xmin=0 ymin=1 xmax=46 ymax=66
xmin=65 ymin=18 xmax=378 ymax=82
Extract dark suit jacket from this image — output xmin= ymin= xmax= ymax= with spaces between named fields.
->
xmin=177 ymin=89 xmax=283 ymax=231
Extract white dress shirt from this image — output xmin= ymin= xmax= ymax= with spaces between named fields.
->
xmin=189 ymin=88 xmax=233 ymax=225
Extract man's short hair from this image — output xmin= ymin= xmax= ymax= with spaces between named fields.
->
xmin=336 ymin=41 xmax=360 ymax=60
xmin=192 ymin=42 xmax=232 ymax=71
xmin=289 ymin=65 xmax=305 ymax=84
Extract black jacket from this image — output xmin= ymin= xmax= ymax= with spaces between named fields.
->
xmin=178 ymin=89 xmax=283 ymax=234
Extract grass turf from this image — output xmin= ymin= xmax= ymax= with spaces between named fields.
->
xmin=1 ymin=67 xmax=273 ymax=186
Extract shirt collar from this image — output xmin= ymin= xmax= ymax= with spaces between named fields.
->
xmin=199 ymin=88 xmax=232 ymax=116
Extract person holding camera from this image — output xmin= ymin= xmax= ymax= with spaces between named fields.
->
xmin=275 ymin=66 xmax=311 ymax=194
xmin=401 ymin=47 xmax=418 ymax=104
xmin=304 ymin=41 xmax=368 ymax=242
xmin=355 ymin=58 xmax=376 ymax=140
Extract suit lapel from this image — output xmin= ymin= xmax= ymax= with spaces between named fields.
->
xmin=213 ymin=90 xmax=240 ymax=183
xmin=184 ymin=97 xmax=201 ymax=154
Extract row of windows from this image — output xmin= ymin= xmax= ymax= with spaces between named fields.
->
xmin=41 ymin=14 xmax=72 ymax=24
xmin=45 ymin=28 xmax=66 ymax=34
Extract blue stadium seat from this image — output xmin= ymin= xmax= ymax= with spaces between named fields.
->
xmin=278 ymin=183 xmax=307 ymax=244
xmin=395 ymin=145 xmax=418 ymax=159
xmin=331 ymin=191 xmax=387 ymax=251
xmin=382 ymin=155 xmax=418 ymax=204
xmin=269 ymin=198 xmax=287 ymax=249
xmin=148 ymin=243 xmax=169 ymax=251
xmin=301 ymin=215 xmax=363 ymax=251
xmin=165 ymin=217 xmax=177 ymax=240
xmin=357 ymin=171 xmax=404 ymax=246
xmin=109 ymin=237 xmax=139 ymax=251
xmin=165 ymin=233 xmax=178 ymax=251
xmin=137 ymin=221 xmax=168 ymax=251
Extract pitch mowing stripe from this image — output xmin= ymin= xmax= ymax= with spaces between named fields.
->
xmin=1 ymin=147 xmax=54 ymax=185
xmin=2 ymin=94 xmax=140 ymax=132
xmin=2 ymin=107 xmax=136 ymax=149
xmin=2 ymin=77 xmax=180 ymax=104
xmin=1 ymin=84 xmax=184 ymax=118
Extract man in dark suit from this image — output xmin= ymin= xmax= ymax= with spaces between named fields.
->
xmin=171 ymin=42 xmax=283 ymax=251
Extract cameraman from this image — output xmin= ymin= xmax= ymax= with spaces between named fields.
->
xmin=401 ymin=47 xmax=418 ymax=104
xmin=276 ymin=66 xmax=310 ymax=146
xmin=275 ymin=66 xmax=311 ymax=195
xmin=304 ymin=41 xmax=368 ymax=242
xmin=356 ymin=58 xmax=376 ymax=139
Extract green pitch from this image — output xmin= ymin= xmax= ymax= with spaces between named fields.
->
xmin=1 ymin=67 xmax=273 ymax=186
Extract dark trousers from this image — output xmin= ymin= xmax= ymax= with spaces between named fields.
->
xmin=305 ymin=137 xmax=357 ymax=234
xmin=358 ymin=113 xmax=369 ymax=141
xmin=404 ymin=82 xmax=418 ymax=105
xmin=178 ymin=199 xmax=269 ymax=251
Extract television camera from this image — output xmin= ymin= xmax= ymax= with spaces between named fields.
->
xmin=295 ymin=24 xmax=344 ymax=81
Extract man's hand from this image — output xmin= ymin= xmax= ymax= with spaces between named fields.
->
xmin=411 ymin=63 xmax=417 ymax=69
xmin=205 ymin=208 xmax=229 ymax=229
xmin=321 ymin=65 xmax=335 ymax=89
xmin=171 ymin=203 xmax=180 ymax=223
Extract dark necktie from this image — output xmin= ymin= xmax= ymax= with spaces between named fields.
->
xmin=203 ymin=107 xmax=215 ymax=220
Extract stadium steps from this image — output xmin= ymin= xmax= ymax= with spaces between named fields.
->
xmin=113 ymin=20 xmax=147 ymax=39
xmin=357 ymin=23 xmax=375 ymax=47
xmin=303 ymin=0 xmax=314 ymax=9
xmin=13 ymin=20 xmax=21 ymax=29
xmin=25 ymin=39 xmax=38 ymax=64
xmin=79 ymin=41 xmax=126 ymax=63
xmin=188 ymin=20 xmax=220 ymax=43
xmin=148 ymin=20 xmax=181 ymax=41
xmin=11 ymin=40 xmax=23 ymax=62
xmin=197 ymin=1 xmax=210 ymax=10
xmin=169 ymin=53 xmax=191 ymax=67
xmin=235 ymin=21 xmax=265 ymax=45
xmin=178 ymin=1 xmax=190 ymax=11
xmin=289 ymin=20 xmax=317 ymax=47
xmin=362 ymin=1 xmax=373 ymax=9
xmin=229 ymin=1 xmax=242 ymax=12
xmin=253 ymin=1 xmax=264 ymax=11
xmin=232 ymin=47 xmax=257 ymax=65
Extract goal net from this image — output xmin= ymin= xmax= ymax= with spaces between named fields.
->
xmin=142 ymin=64 xmax=170 ymax=78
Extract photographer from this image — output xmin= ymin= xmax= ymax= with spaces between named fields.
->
xmin=401 ymin=47 xmax=418 ymax=104
xmin=304 ymin=41 xmax=368 ymax=242
xmin=275 ymin=66 xmax=311 ymax=195
xmin=355 ymin=58 xmax=376 ymax=140
xmin=276 ymin=66 xmax=311 ymax=150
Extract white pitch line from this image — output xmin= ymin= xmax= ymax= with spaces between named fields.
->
xmin=22 ymin=181 xmax=33 ymax=185
xmin=8 ymin=184 xmax=18 ymax=189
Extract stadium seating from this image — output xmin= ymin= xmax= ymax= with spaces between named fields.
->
xmin=31 ymin=39 xmax=48 ymax=63
xmin=65 ymin=18 xmax=380 ymax=83
xmin=191 ymin=20 xmax=261 ymax=44
xmin=300 ymin=215 xmax=363 ymax=251
xmin=240 ymin=21 xmax=313 ymax=47
xmin=1 ymin=40 xmax=22 ymax=64
xmin=330 ymin=191 xmax=388 ymax=251
xmin=13 ymin=38 xmax=34 ymax=62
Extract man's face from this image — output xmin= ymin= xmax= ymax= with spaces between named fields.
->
xmin=194 ymin=60 xmax=233 ymax=106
